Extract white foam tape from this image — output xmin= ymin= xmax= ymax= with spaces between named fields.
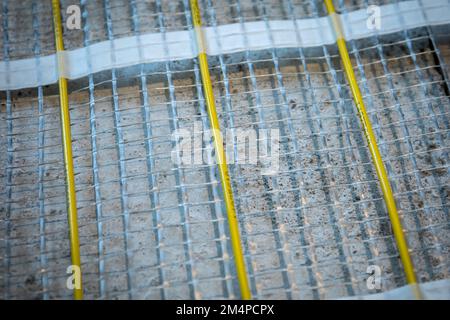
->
xmin=341 ymin=278 xmax=450 ymax=300
xmin=1 ymin=0 xmax=449 ymax=90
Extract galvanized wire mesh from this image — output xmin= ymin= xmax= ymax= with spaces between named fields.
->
xmin=0 ymin=0 xmax=449 ymax=299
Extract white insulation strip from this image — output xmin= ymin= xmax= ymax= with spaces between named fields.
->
xmin=342 ymin=279 xmax=450 ymax=300
xmin=1 ymin=0 xmax=449 ymax=90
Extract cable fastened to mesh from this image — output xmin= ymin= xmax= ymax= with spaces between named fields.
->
xmin=189 ymin=0 xmax=252 ymax=300
xmin=51 ymin=0 xmax=83 ymax=300
xmin=324 ymin=0 xmax=421 ymax=299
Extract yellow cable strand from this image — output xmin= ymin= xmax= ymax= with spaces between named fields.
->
xmin=189 ymin=0 xmax=252 ymax=300
xmin=324 ymin=0 xmax=421 ymax=298
xmin=51 ymin=0 xmax=83 ymax=300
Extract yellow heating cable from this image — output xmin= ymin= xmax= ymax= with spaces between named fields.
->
xmin=189 ymin=0 xmax=252 ymax=300
xmin=324 ymin=0 xmax=421 ymax=298
xmin=51 ymin=0 xmax=83 ymax=300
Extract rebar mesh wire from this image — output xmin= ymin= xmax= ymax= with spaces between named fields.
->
xmin=1 ymin=0 xmax=449 ymax=299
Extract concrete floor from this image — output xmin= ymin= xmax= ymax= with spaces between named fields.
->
xmin=0 ymin=0 xmax=449 ymax=299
